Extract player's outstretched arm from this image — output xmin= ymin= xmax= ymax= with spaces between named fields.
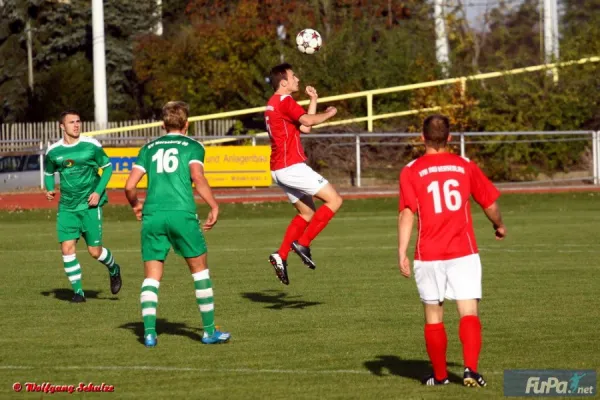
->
xmin=482 ymin=202 xmax=506 ymax=240
xmin=124 ymin=167 xmax=145 ymax=220
xmin=190 ymin=163 xmax=219 ymax=231
xmin=300 ymin=86 xmax=318 ymax=134
xmin=298 ymin=106 xmax=337 ymax=127
xmin=398 ymin=208 xmax=415 ymax=278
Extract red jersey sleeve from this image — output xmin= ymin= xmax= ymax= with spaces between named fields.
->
xmin=469 ymin=161 xmax=500 ymax=208
xmin=399 ymin=166 xmax=418 ymax=213
xmin=280 ymin=96 xmax=306 ymax=122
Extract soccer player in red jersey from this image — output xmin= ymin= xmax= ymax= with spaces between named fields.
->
xmin=265 ymin=63 xmax=343 ymax=285
xmin=397 ymin=115 xmax=507 ymax=387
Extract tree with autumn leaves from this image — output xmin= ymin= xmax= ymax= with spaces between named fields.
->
xmin=134 ymin=0 xmax=431 ymax=124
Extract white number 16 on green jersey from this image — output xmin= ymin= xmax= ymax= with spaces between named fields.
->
xmin=152 ymin=148 xmax=179 ymax=173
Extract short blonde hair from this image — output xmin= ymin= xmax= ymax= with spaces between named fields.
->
xmin=162 ymin=101 xmax=189 ymax=131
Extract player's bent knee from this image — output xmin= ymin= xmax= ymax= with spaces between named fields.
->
xmin=186 ymin=253 xmax=208 ymax=273
xmin=335 ymin=193 xmax=343 ymax=209
xmin=87 ymin=246 xmax=102 ymax=259
xmin=327 ymin=194 xmax=343 ymax=213
xmin=300 ymin=210 xmax=315 ymax=221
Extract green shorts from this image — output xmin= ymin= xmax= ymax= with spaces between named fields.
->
xmin=57 ymin=207 xmax=103 ymax=246
xmin=141 ymin=211 xmax=207 ymax=262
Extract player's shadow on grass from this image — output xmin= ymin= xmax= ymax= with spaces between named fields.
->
xmin=241 ymin=290 xmax=322 ymax=310
xmin=364 ymin=356 xmax=462 ymax=383
xmin=119 ymin=319 xmax=203 ymax=345
xmin=41 ymin=289 xmax=118 ymax=302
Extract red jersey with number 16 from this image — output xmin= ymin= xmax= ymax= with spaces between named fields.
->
xmin=399 ymin=153 xmax=500 ymax=261
xmin=265 ymin=94 xmax=307 ymax=171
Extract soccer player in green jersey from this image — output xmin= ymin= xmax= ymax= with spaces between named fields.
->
xmin=124 ymin=101 xmax=230 ymax=347
xmin=44 ymin=110 xmax=122 ymax=303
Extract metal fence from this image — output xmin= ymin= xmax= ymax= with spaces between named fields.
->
xmin=1 ymin=131 xmax=598 ymax=191
xmin=0 ymin=119 xmax=238 ymax=153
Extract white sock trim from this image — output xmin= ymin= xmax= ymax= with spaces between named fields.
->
xmin=63 ymin=254 xmax=76 ymax=263
xmin=64 ymin=265 xmax=81 ymax=273
xmin=199 ymin=303 xmax=214 ymax=312
xmin=195 ymin=288 xmax=213 ymax=299
xmin=140 ymin=291 xmax=158 ymax=303
xmin=192 ymin=269 xmax=210 ymax=281
xmin=68 ymin=274 xmax=82 ymax=282
xmin=141 ymin=278 xmax=160 ymax=289
xmin=98 ymin=247 xmax=108 ymax=262
xmin=142 ymin=308 xmax=156 ymax=316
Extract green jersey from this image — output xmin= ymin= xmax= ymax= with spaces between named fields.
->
xmin=44 ymin=136 xmax=111 ymax=212
xmin=134 ymin=133 xmax=205 ymax=214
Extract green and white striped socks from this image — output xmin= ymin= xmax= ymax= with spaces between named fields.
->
xmin=140 ymin=279 xmax=160 ymax=336
xmin=139 ymin=272 xmax=215 ymax=339
xmin=97 ymin=247 xmax=119 ymax=276
xmin=63 ymin=254 xmax=83 ymax=296
xmin=193 ymin=270 xmax=215 ymax=336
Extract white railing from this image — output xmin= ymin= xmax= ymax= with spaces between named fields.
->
xmin=0 ymin=131 xmax=597 ymax=191
xmin=72 ymin=56 xmax=599 ymax=139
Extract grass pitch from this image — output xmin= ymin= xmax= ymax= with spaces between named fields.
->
xmin=0 ymin=193 xmax=598 ymax=399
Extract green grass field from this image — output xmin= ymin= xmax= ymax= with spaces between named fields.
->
xmin=0 ymin=193 xmax=598 ymax=399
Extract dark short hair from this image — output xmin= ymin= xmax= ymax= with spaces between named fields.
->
xmin=423 ymin=114 xmax=450 ymax=149
xmin=59 ymin=110 xmax=80 ymax=125
xmin=269 ymin=63 xmax=293 ymax=91
xmin=162 ymin=101 xmax=189 ymax=131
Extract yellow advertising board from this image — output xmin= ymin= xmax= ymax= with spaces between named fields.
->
xmin=104 ymin=146 xmax=272 ymax=188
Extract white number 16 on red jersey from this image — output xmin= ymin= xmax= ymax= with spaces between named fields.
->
xmin=427 ymin=179 xmax=462 ymax=214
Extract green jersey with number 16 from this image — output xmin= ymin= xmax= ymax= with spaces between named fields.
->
xmin=133 ymin=133 xmax=205 ymax=214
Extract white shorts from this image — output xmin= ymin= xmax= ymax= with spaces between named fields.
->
xmin=271 ymin=163 xmax=328 ymax=204
xmin=414 ymin=254 xmax=482 ymax=304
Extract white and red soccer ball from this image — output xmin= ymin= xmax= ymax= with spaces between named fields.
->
xmin=296 ymin=29 xmax=322 ymax=54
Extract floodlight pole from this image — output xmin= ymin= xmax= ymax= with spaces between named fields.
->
xmin=434 ymin=0 xmax=450 ymax=77
xmin=92 ymin=0 xmax=108 ymax=127
xmin=155 ymin=0 xmax=163 ymax=35
xmin=26 ymin=19 xmax=34 ymax=91
xmin=543 ymin=0 xmax=560 ymax=81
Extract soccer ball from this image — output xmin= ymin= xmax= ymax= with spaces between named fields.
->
xmin=296 ymin=29 xmax=322 ymax=54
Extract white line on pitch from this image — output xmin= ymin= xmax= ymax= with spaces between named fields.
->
xmin=0 ymin=365 xmax=503 ymax=375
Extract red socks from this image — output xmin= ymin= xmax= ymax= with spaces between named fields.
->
xmin=424 ymin=316 xmax=482 ymax=379
xmin=297 ymin=205 xmax=335 ymax=247
xmin=278 ymin=206 xmax=336 ymax=259
xmin=278 ymin=215 xmax=309 ymax=259
xmin=459 ymin=315 xmax=482 ymax=371
xmin=424 ymin=323 xmax=448 ymax=381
